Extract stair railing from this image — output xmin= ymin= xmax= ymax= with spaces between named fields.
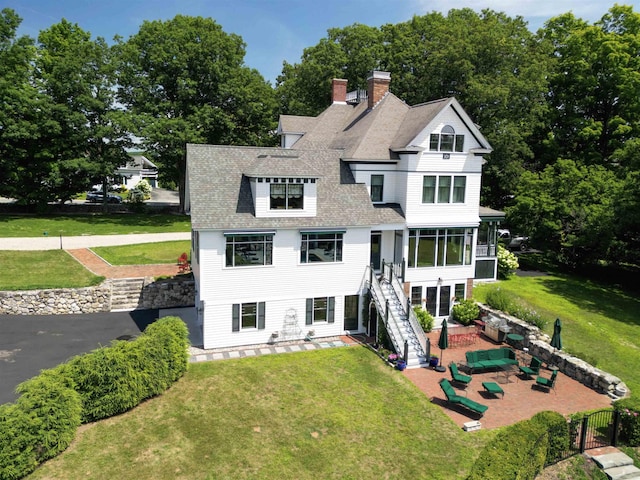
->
xmin=366 ymin=265 xmax=403 ymax=356
xmin=382 ymin=260 xmax=429 ymax=360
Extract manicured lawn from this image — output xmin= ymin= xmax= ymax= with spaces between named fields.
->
xmin=0 ymin=251 xmax=103 ymax=290
xmin=0 ymin=214 xmax=191 ymax=237
xmin=27 ymin=347 xmax=491 ymax=480
xmin=92 ymin=241 xmax=191 ymax=265
xmin=474 ymin=274 xmax=640 ymax=400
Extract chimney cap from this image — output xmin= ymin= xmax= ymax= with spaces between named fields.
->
xmin=367 ymin=71 xmax=391 ymax=81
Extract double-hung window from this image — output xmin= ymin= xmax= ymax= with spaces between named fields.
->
xmin=232 ymin=302 xmax=265 ymax=331
xmin=370 ymin=175 xmax=384 ymax=202
xmin=422 ymin=175 xmax=466 ymax=204
xmin=270 ymin=181 xmax=303 ymax=210
xmin=225 ymin=233 xmax=273 ymax=267
xmin=306 ymin=297 xmax=335 ymax=324
xmin=300 ymin=232 xmax=343 ymax=263
xmin=429 ymin=125 xmax=464 ymax=152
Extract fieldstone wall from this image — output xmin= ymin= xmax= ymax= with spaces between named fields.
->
xmin=139 ymin=278 xmax=196 ymax=309
xmin=0 ymin=278 xmax=196 ymax=315
xmin=0 ymin=284 xmax=112 ymax=315
xmin=480 ymin=304 xmax=629 ymax=399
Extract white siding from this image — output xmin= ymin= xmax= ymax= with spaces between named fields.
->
xmin=254 ymin=180 xmax=317 ymax=218
xmin=199 ymin=227 xmax=370 ymax=348
xmin=350 ymin=164 xmax=400 ymax=204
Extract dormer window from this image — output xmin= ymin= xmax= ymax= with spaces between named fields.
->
xmin=270 ymin=182 xmax=303 ymax=210
xmin=430 ymin=125 xmax=464 ymax=152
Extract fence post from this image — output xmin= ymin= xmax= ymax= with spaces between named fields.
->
xmin=404 ymin=340 xmax=409 ymax=364
xmin=579 ymin=416 xmax=589 ymax=453
xmin=385 ymin=299 xmax=389 ymax=324
xmin=401 ymin=257 xmax=405 ymax=281
xmin=612 ymin=410 xmax=621 ymax=447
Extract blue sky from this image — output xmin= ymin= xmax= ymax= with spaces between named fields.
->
xmin=6 ymin=0 xmax=619 ymax=84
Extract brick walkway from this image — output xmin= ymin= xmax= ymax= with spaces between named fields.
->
xmin=67 ymin=248 xmax=183 ymax=279
xmin=404 ymin=330 xmax=612 ymax=430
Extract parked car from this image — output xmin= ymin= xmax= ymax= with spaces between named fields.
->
xmin=86 ymin=191 xmax=122 ymax=204
xmin=498 ymin=229 xmax=529 ymax=251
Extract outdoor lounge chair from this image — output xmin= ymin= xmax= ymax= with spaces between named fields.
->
xmin=518 ymin=356 xmax=542 ymax=379
xmin=449 ymin=362 xmax=472 ymax=387
xmin=534 ymin=369 xmax=558 ymax=393
xmin=438 ymin=378 xmax=488 ymax=417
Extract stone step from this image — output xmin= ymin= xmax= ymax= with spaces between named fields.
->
xmin=593 ymin=452 xmax=635 ymax=470
xmin=110 ymin=278 xmax=146 ymax=311
xmin=604 ymin=465 xmax=640 ymax=480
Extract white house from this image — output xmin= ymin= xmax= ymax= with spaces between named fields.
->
xmin=185 ymin=71 xmax=502 ymax=366
xmin=114 ymin=152 xmax=159 ymax=190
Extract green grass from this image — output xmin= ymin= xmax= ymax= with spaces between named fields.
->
xmin=27 ymin=347 xmax=492 ymax=480
xmin=92 ymin=241 xmax=191 ymax=265
xmin=0 ymin=251 xmax=103 ymax=290
xmin=474 ymin=274 xmax=640 ymax=400
xmin=0 ymin=214 xmax=191 ymax=237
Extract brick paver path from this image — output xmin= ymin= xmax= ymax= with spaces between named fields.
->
xmin=67 ymin=248 xmax=183 ymax=279
xmin=404 ymin=330 xmax=612 ymax=430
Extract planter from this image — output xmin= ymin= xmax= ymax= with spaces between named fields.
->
xmin=429 ymin=356 xmax=439 ymax=368
xmin=396 ymin=361 xmax=407 ymax=371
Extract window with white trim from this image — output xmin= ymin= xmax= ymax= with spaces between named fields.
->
xmin=370 ymin=174 xmax=384 ymax=202
xmin=225 ymin=234 xmax=273 ymax=267
xmin=270 ymin=181 xmax=303 ymax=210
xmin=232 ymin=302 xmax=265 ymax=331
xmin=429 ymin=125 xmax=464 ymax=152
xmin=306 ymin=297 xmax=335 ymax=324
xmin=422 ymin=175 xmax=466 ymax=204
xmin=408 ymin=228 xmax=473 ymax=267
xmin=300 ymin=232 xmax=343 ymax=263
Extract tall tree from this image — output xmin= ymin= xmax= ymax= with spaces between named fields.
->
xmin=36 ymin=19 xmax=130 ymax=206
xmin=118 ymin=15 xmax=277 ymax=208
xmin=537 ymin=5 xmax=640 ymax=167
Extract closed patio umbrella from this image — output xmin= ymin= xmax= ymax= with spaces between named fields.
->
xmin=550 ymin=318 xmax=562 ymax=351
xmin=435 ymin=319 xmax=448 ymax=372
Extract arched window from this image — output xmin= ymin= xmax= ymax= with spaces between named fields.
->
xmin=429 ymin=125 xmax=464 ymax=152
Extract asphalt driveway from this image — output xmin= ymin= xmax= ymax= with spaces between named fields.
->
xmin=0 ymin=310 xmax=159 ymax=405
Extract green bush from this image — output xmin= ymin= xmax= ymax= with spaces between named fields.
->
xmin=530 ymin=411 xmax=570 ymax=461
xmin=413 ymin=306 xmax=434 ymax=332
xmin=485 ymin=286 xmax=514 ymax=312
xmin=467 ymin=418 xmax=547 ymax=480
xmin=484 ymin=287 xmax=550 ymax=330
xmin=451 ymin=299 xmax=479 ymax=325
xmin=497 ymin=244 xmax=519 ymax=279
xmin=0 ymin=372 xmax=81 ymax=480
xmin=614 ymin=398 xmax=640 ymax=446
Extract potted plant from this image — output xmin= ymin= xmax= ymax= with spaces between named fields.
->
xmin=396 ymin=358 xmax=407 ymax=371
xmin=429 ymin=355 xmax=439 ymax=368
xmin=387 ymin=353 xmax=398 ymax=364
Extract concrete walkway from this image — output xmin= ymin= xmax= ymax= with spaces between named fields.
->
xmin=0 ymin=232 xmax=191 ymax=251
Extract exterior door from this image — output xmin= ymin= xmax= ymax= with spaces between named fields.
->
xmin=439 ymin=286 xmax=451 ymax=316
xmin=370 ymin=231 xmax=382 ymax=270
xmin=344 ymin=295 xmax=359 ymax=331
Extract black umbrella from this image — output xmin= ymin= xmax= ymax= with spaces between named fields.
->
xmin=435 ymin=319 xmax=448 ymax=372
xmin=550 ymin=318 xmax=562 ymax=350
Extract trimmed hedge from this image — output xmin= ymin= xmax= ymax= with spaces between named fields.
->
xmin=0 ymin=316 xmax=189 ymax=480
xmin=467 ymin=411 xmax=568 ymax=480
xmin=614 ymin=398 xmax=640 ymax=446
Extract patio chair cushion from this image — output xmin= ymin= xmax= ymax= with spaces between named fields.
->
xmin=449 ymin=362 xmax=472 ymax=386
xmin=438 ymin=379 xmax=488 ymax=416
xmin=465 ymin=348 xmax=517 ymax=373
xmin=519 ymin=356 xmax=542 ymax=379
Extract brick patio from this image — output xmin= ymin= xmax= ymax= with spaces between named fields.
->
xmin=402 ymin=329 xmax=612 ymax=430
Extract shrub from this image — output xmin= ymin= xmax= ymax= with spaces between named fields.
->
xmin=530 ymin=411 xmax=570 ymax=462
xmin=0 ymin=372 xmax=81 ymax=480
xmin=413 ymin=306 xmax=434 ymax=332
xmin=614 ymin=398 xmax=640 ymax=446
xmin=485 ymin=286 xmax=514 ymax=312
xmin=451 ymin=299 xmax=479 ymax=325
xmin=484 ymin=286 xmax=550 ymax=330
xmin=135 ymin=179 xmax=152 ymax=199
xmin=497 ymin=244 xmax=519 ymax=279
xmin=467 ymin=418 xmax=547 ymax=480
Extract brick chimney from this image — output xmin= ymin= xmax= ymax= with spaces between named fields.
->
xmin=367 ymin=71 xmax=391 ymax=109
xmin=331 ymin=78 xmax=348 ymax=104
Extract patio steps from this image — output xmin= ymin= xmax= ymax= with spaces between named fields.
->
xmin=591 ymin=450 xmax=640 ymax=479
xmin=110 ymin=278 xmax=145 ymax=311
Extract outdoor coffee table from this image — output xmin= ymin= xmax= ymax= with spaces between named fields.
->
xmin=482 ymin=381 xmax=504 ymax=399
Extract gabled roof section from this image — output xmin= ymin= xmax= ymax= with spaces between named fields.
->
xmin=244 ymin=153 xmax=324 ymax=179
xmin=186 ymin=144 xmax=378 ymax=230
xmin=278 ymin=92 xmax=492 ymax=161
xmin=122 ymin=153 xmax=157 ymax=170
xmin=278 ymin=115 xmax=318 ymax=135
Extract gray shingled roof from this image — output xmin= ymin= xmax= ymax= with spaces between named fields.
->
xmin=186 ymin=144 xmax=382 ymax=230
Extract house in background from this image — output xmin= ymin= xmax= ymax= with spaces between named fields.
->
xmin=185 ymin=71 xmax=501 ymax=366
xmin=113 ymin=152 xmax=159 ymax=190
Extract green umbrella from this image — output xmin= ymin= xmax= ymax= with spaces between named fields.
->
xmin=435 ymin=319 xmax=448 ymax=372
xmin=550 ymin=318 xmax=562 ymax=350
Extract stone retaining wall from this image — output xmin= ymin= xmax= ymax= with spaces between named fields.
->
xmin=480 ymin=304 xmax=629 ymax=399
xmin=0 ymin=278 xmax=196 ymax=315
